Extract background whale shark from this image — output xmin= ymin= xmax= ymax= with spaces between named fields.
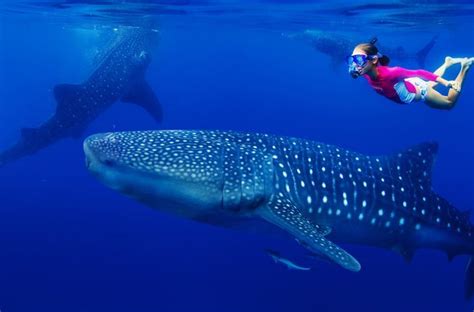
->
xmin=0 ymin=26 xmax=162 ymax=167
xmin=84 ymin=130 xmax=474 ymax=299
xmin=284 ymin=30 xmax=438 ymax=68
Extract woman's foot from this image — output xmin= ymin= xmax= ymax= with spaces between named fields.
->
xmin=450 ymin=81 xmax=461 ymax=93
xmin=467 ymin=57 xmax=474 ymax=67
xmin=445 ymin=56 xmax=454 ymax=67
xmin=445 ymin=56 xmax=465 ymax=67
xmin=461 ymin=57 xmax=474 ymax=70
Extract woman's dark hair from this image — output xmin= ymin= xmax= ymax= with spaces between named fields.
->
xmin=356 ymin=37 xmax=390 ymax=66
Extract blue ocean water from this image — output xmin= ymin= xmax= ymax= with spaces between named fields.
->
xmin=0 ymin=0 xmax=474 ymax=311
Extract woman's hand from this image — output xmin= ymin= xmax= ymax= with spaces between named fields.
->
xmin=436 ymin=76 xmax=450 ymax=87
xmin=447 ymin=80 xmax=461 ymax=92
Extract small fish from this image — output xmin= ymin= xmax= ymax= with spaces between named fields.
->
xmin=265 ymin=249 xmax=311 ymax=271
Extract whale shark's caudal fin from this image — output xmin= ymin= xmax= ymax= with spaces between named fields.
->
xmin=416 ymin=35 xmax=438 ymax=68
xmin=465 ymin=257 xmax=474 ymax=299
xmin=21 ymin=127 xmax=40 ymax=142
xmin=0 ymin=127 xmax=44 ymax=167
xmin=394 ymin=142 xmax=474 ymax=300
xmin=122 ymin=79 xmax=163 ymax=123
xmin=259 ymin=195 xmax=361 ymax=272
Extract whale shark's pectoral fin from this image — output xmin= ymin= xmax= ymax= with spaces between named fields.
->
xmin=122 ymin=80 xmax=163 ymax=123
xmin=259 ymin=196 xmax=361 ymax=272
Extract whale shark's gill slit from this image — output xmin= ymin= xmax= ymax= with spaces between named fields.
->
xmin=218 ymin=140 xmax=226 ymax=211
xmin=388 ymin=142 xmax=440 ymax=222
xmin=249 ymin=147 xmax=259 ymax=208
xmin=329 ymin=149 xmax=337 ymax=209
xmin=395 ymin=142 xmax=438 ymax=190
xmin=306 ymin=148 xmax=320 ymax=206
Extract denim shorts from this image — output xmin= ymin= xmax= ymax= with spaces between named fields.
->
xmin=394 ymin=77 xmax=428 ymax=103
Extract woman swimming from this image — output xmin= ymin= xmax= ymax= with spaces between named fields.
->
xmin=347 ymin=38 xmax=473 ymax=110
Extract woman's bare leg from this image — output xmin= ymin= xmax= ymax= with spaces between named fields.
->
xmin=425 ymin=58 xmax=472 ymax=109
xmin=428 ymin=56 xmax=464 ymax=88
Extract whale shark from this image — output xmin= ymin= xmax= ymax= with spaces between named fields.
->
xmin=0 ymin=26 xmax=162 ymax=167
xmin=284 ymin=30 xmax=437 ymax=68
xmin=83 ymin=130 xmax=474 ymax=298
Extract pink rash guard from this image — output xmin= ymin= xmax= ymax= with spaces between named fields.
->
xmin=364 ymin=66 xmax=438 ymax=103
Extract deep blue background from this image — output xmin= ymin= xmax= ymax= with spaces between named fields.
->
xmin=0 ymin=3 xmax=474 ymax=311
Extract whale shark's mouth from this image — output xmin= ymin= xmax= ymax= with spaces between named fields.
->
xmin=84 ymin=138 xmax=96 ymax=171
xmin=83 ymin=134 xmax=148 ymax=196
xmin=83 ymin=131 xmax=226 ymax=217
xmin=84 ymin=139 xmax=105 ymax=184
xmin=84 ymin=142 xmax=115 ymax=171
xmin=84 ymin=134 xmax=105 ymax=170
xmin=83 ymin=139 xmax=95 ymax=171
xmin=82 ymin=130 xmax=226 ymax=188
xmin=83 ymin=133 xmax=123 ymax=182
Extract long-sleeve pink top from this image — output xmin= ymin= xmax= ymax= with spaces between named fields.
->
xmin=364 ymin=66 xmax=438 ymax=103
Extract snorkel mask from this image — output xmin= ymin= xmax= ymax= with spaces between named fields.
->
xmin=346 ymin=53 xmax=381 ymax=78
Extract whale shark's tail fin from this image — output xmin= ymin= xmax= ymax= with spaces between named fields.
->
xmin=0 ymin=126 xmax=48 ymax=167
xmin=465 ymin=257 xmax=474 ymax=299
xmin=122 ymin=79 xmax=163 ymax=123
xmin=416 ymin=35 xmax=438 ymax=68
xmin=0 ymin=149 xmax=10 ymax=167
xmin=393 ymin=142 xmax=474 ymax=300
xmin=0 ymin=131 xmax=38 ymax=168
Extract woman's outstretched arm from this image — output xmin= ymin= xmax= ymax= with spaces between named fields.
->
xmin=389 ymin=66 xmax=455 ymax=89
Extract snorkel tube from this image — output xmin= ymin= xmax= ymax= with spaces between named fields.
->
xmin=348 ymin=62 xmax=360 ymax=78
xmin=347 ymin=52 xmax=383 ymax=78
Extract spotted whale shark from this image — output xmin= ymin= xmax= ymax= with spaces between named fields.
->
xmin=285 ymin=30 xmax=437 ymax=68
xmin=84 ymin=130 xmax=474 ymax=298
xmin=0 ymin=26 xmax=162 ymax=167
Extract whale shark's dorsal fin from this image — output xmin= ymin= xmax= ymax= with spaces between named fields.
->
xmin=259 ymin=195 xmax=361 ymax=272
xmin=122 ymin=80 xmax=163 ymax=123
xmin=392 ymin=142 xmax=438 ymax=189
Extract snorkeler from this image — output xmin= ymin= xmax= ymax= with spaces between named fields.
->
xmin=347 ymin=38 xmax=473 ymax=110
